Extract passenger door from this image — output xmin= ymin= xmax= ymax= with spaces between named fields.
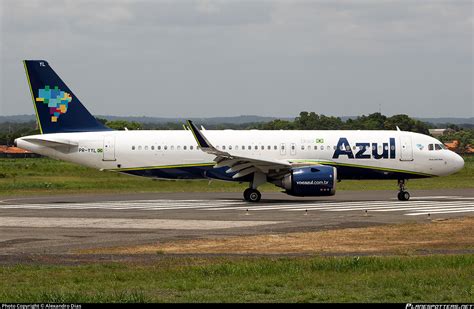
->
xmin=399 ymin=135 xmax=413 ymax=161
xmin=103 ymin=135 xmax=116 ymax=161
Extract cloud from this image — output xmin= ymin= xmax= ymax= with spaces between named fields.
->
xmin=1 ymin=0 xmax=472 ymax=117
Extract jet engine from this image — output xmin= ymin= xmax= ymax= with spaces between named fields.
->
xmin=277 ymin=166 xmax=337 ymax=196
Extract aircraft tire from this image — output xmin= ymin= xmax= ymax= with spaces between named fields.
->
xmin=247 ymin=189 xmax=261 ymax=203
xmin=243 ymin=188 xmax=252 ymax=201
xmin=397 ymin=191 xmax=410 ymax=201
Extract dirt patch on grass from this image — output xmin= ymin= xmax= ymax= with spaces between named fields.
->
xmin=79 ymin=217 xmax=474 ymax=255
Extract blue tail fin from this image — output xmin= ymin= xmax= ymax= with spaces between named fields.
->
xmin=23 ymin=60 xmax=111 ymax=134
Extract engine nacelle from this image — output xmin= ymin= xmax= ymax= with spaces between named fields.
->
xmin=278 ymin=166 xmax=337 ymax=196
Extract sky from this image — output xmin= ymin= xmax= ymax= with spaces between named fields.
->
xmin=0 ymin=0 xmax=472 ymax=118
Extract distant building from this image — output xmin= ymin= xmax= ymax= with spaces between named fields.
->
xmin=429 ymin=128 xmax=454 ymax=137
xmin=0 ymin=145 xmax=41 ymax=158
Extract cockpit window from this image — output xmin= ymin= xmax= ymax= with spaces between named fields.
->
xmin=428 ymin=144 xmax=434 ymax=151
xmin=435 ymin=144 xmax=443 ymax=150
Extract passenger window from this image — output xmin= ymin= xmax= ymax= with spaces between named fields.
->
xmin=164 ymin=146 xmax=167 ymax=150
xmin=274 ymin=145 xmax=277 ymax=150
xmin=314 ymin=145 xmax=318 ymax=150
xmin=138 ymin=146 xmax=142 ymax=150
xmin=222 ymin=145 xmax=226 ymax=150
xmin=291 ymin=145 xmax=295 ymax=150
xmin=229 ymin=146 xmax=232 ymax=150
xmin=171 ymin=146 xmax=174 ymax=150
xmin=320 ymin=145 xmax=324 ymax=150
xmin=255 ymin=145 xmax=258 ymax=150
xmin=346 ymin=146 xmax=351 ymax=151
xmin=333 ymin=146 xmax=337 ymax=150
xmin=248 ymin=146 xmax=251 ymax=150
xmin=261 ymin=145 xmax=264 ymax=150
xmin=158 ymin=146 xmax=161 ymax=150
xmin=151 ymin=146 xmax=154 ymax=150
xmin=183 ymin=146 xmax=187 ymax=150
xmin=144 ymin=146 xmax=148 ymax=150
xmin=301 ymin=145 xmax=305 ymax=150
xmin=190 ymin=145 xmax=193 ymax=150
xmin=235 ymin=145 xmax=238 ymax=150
xmin=267 ymin=145 xmax=271 ymax=150
xmin=132 ymin=146 xmax=135 ymax=150
xmin=428 ymin=144 xmax=434 ymax=151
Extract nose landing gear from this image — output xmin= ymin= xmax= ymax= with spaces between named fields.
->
xmin=397 ymin=179 xmax=410 ymax=201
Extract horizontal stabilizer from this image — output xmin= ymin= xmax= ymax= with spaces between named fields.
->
xmin=21 ymin=136 xmax=78 ymax=147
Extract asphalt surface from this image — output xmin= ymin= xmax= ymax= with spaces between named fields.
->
xmin=0 ymin=189 xmax=473 ymax=262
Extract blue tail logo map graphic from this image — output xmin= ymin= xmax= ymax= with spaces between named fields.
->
xmin=36 ymin=85 xmax=72 ymax=122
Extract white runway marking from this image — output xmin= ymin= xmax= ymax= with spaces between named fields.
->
xmin=0 ymin=217 xmax=282 ymax=230
xmin=0 ymin=196 xmax=472 ymax=216
xmin=390 ymin=196 xmax=463 ymax=200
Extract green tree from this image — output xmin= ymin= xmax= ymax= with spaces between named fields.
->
xmin=383 ymin=114 xmax=430 ymax=134
xmin=105 ymin=120 xmax=142 ymax=130
xmin=258 ymin=119 xmax=295 ymax=130
xmin=439 ymin=129 xmax=474 ymax=153
xmin=294 ymin=112 xmax=344 ymax=130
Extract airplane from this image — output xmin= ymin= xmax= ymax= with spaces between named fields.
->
xmin=15 ymin=60 xmax=465 ymax=202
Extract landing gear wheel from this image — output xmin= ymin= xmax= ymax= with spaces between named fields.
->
xmin=397 ymin=179 xmax=410 ymax=201
xmin=243 ymin=188 xmax=252 ymax=201
xmin=244 ymin=189 xmax=261 ymax=202
xmin=398 ymin=191 xmax=410 ymax=201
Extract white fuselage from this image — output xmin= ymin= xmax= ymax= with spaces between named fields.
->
xmin=16 ymin=129 xmax=464 ymax=180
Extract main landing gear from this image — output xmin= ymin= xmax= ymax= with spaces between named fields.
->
xmin=243 ymin=172 xmax=266 ymax=202
xmin=243 ymin=188 xmax=262 ymax=202
xmin=397 ymin=179 xmax=410 ymax=201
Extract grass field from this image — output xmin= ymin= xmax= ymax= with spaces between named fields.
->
xmin=0 ymin=156 xmax=472 ymax=196
xmin=80 ymin=217 xmax=474 ymax=256
xmin=0 ymin=255 xmax=472 ymax=302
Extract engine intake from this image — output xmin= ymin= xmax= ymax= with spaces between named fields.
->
xmin=279 ymin=166 xmax=337 ymax=196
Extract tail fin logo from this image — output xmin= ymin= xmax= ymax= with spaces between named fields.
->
xmin=35 ymin=85 xmax=72 ymax=122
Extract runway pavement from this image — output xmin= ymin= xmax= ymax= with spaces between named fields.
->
xmin=0 ymin=189 xmax=472 ymax=257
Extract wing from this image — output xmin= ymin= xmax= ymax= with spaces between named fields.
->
xmin=187 ymin=120 xmax=292 ymax=179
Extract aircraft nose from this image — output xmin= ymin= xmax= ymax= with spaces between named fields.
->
xmin=451 ymin=152 xmax=464 ymax=173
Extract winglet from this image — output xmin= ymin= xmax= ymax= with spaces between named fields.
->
xmin=186 ymin=120 xmax=212 ymax=148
